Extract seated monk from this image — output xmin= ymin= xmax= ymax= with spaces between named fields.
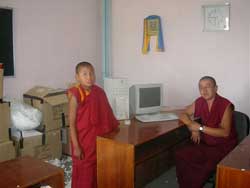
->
xmin=175 ymin=76 xmax=237 ymax=188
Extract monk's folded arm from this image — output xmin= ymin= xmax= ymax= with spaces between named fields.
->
xmin=179 ymin=103 xmax=195 ymax=129
xmin=202 ymin=104 xmax=233 ymax=138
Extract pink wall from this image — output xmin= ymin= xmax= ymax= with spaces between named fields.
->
xmin=1 ymin=0 xmax=249 ymax=115
xmin=111 ymin=0 xmax=250 ymax=115
xmin=0 ymin=0 xmax=102 ymax=99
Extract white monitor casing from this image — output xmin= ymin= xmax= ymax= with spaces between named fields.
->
xmin=129 ymin=83 xmax=163 ymax=116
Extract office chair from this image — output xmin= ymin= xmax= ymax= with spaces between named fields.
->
xmin=234 ymin=111 xmax=250 ymax=143
xmin=205 ymin=111 xmax=250 ymax=188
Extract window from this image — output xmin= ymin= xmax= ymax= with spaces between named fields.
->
xmin=0 ymin=8 xmax=14 ymax=76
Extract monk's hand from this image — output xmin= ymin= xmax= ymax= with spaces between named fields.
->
xmin=189 ymin=121 xmax=200 ymax=131
xmin=74 ymin=146 xmax=84 ymax=160
xmin=191 ymin=131 xmax=200 ymax=144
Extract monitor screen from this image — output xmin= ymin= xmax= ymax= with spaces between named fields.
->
xmin=139 ymin=87 xmax=161 ymax=108
xmin=129 ymin=83 xmax=163 ymax=115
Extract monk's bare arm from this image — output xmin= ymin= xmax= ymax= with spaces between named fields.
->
xmin=202 ymin=104 xmax=233 ymax=137
xmin=68 ymin=92 xmax=81 ymax=150
xmin=179 ymin=103 xmax=195 ymax=126
xmin=179 ymin=103 xmax=201 ymax=144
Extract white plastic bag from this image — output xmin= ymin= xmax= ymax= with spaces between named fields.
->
xmin=10 ymin=100 xmax=42 ymax=130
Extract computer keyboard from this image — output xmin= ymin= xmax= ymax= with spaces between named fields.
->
xmin=135 ymin=112 xmax=179 ymax=123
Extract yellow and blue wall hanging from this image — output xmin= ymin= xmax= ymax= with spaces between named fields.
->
xmin=142 ymin=15 xmax=164 ymax=54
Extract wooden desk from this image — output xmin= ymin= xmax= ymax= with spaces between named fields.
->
xmin=0 ymin=156 xmax=64 ymax=188
xmin=216 ymin=135 xmax=250 ymax=188
xmin=97 ymin=110 xmax=189 ymax=188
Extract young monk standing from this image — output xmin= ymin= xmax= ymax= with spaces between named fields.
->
xmin=68 ymin=62 xmax=118 ymax=188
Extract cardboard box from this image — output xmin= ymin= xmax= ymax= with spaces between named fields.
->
xmin=11 ymin=129 xmax=62 ymax=160
xmin=12 ymin=129 xmax=43 ymax=149
xmin=12 ymin=129 xmax=43 ymax=159
xmin=34 ymin=144 xmax=52 ymax=160
xmin=12 ymin=129 xmax=62 ymax=160
xmin=0 ymin=140 xmax=16 ymax=162
xmin=0 ymin=63 xmax=3 ymax=99
xmin=49 ymin=141 xmax=62 ymax=159
xmin=45 ymin=129 xmax=62 ymax=159
xmin=19 ymin=146 xmax=37 ymax=158
xmin=37 ymin=115 xmax=68 ymax=132
xmin=45 ymin=129 xmax=61 ymax=144
xmin=23 ymin=86 xmax=68 ymax=131
xmin=15 ymin=129 xmax=62 ymax=160
xmin=0 ymin=102 xmax=10 ymax=143
xmin=19 ymin=144 xmax=52 ymax=161
xmin=62 ymin=126 xmax=71 ymax=155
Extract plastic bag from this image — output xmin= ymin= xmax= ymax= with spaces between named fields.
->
xmin=10 ymin=100 xmax=42 ymax=131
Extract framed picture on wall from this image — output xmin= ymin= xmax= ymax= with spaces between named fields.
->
xmin=202 ymin=4 xmax=230 ymax=31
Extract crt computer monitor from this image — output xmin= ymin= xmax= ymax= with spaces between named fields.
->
xmin=129 ymin=83 xmax=163 ymax=115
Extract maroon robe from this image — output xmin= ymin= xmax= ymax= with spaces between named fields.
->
xmin=175 ymin=94 xmax=237 ymax=188
xmin=68 ymin=85 xmax=119 ymax=188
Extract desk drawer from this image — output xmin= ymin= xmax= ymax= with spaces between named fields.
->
xmin=135 ymin=126 xmax=189 ymax=163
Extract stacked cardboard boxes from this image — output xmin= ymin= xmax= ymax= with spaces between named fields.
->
xmin=0 ymin=66 xmax=16 ymax=162
xmin=0 ymin=102 xmax=16 ymax=162
xmin=0 ymin=102 xmax=10 ymax=143
xmin=23 ymin=86 xmax=68 ymax=159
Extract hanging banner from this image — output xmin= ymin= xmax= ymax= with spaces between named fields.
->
xmin=142 ymin=15 xmax=164 ymax=54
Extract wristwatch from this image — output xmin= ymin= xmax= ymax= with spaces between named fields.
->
xmin=199 ymin=125 xmax=204 ymax=132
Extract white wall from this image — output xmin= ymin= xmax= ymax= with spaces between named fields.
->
xmin=1 ymin=0 xmax=101 ymax=99
xmin=111 ymin=0 xmax=250 ymax=115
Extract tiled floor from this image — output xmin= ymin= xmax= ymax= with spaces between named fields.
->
xmin=47 ymin=156 xmax=72 ymax=188
xmin=145 ymin=167 xmax=178 ymax=188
